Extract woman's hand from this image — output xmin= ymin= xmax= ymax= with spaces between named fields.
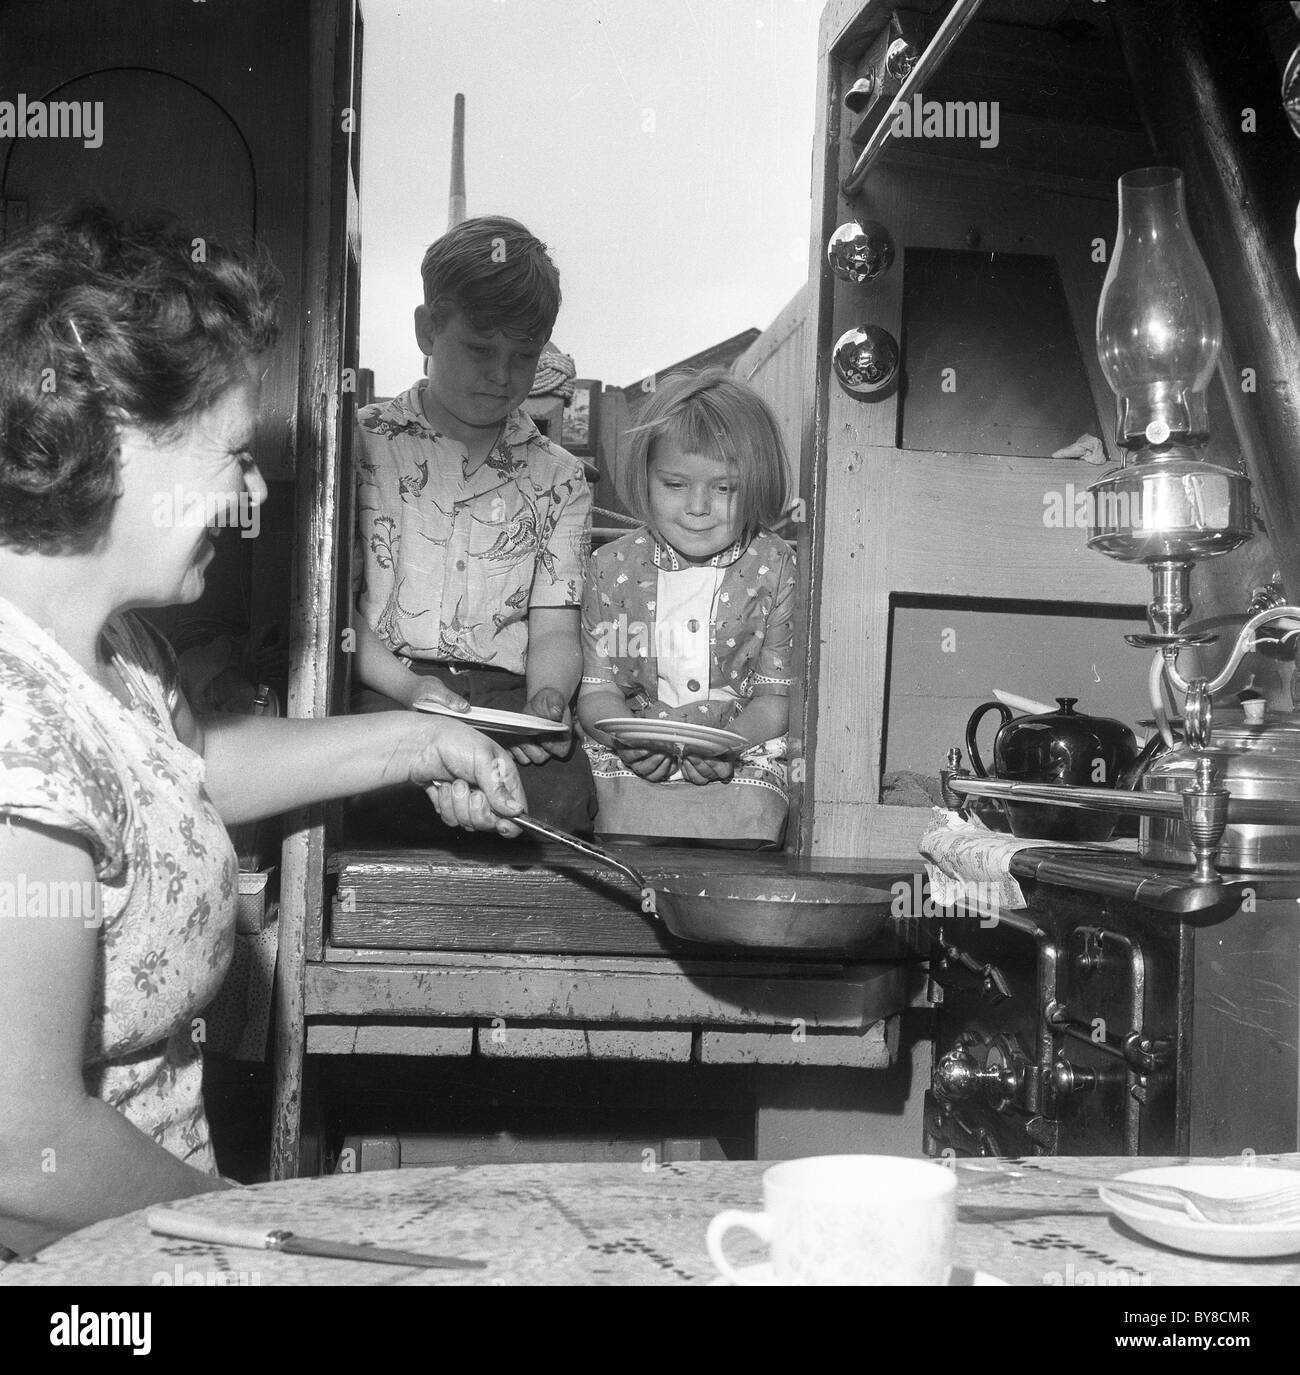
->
xmin=406 ymin=719 xmax=526 ymax=835
xmin=614 ymin=744 xmax=676 ymax=781
xmin=511 ymin=687 xmax=574 ymax=766
xmin=680 ymin=754 xmax=735 ymax=786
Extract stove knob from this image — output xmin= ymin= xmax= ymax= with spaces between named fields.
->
xmin=1052 ymin=1058 xmax=1098 ymax=1097
xmin=934 ymin=1045 xmax=1004 ymax=1102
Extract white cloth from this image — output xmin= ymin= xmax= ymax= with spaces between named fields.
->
xmin=919 ymin=809 xmax=1138 ymax=912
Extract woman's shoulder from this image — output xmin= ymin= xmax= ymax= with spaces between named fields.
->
xmin=0 ymin=611 xmax=128 ymax=876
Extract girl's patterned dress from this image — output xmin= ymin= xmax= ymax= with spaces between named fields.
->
xmin=0 ymin=596 xmax=236 ymax=1171
xmin=579 ymin=528 xmax=796 ymax=845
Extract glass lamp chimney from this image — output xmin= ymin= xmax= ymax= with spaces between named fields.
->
xmin=1096 ymin=167 xmax=1222 ymax=451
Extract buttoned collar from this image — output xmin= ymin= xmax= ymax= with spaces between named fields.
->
xmin=649 ymin=531 xmax=747 ymax=571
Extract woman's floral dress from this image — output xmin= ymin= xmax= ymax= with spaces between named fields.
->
xmin=0 ymin=596 xmax=236 ymax=1172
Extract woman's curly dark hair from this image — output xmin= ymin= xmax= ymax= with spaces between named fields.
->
xmin=0 ymin=203 xmax=281 ymax=553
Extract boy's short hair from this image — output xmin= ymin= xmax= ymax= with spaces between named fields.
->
xmin=420 ymin=216 xmax=560 ymax=343
xmin=619 ymin=368 xmax=791 ymax=540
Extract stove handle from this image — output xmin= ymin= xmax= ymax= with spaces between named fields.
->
xmin=1045 ymin=1000 xmax=1172 ymax=1072
xmin=930 ymin=946 xmax=1012 ymax=1004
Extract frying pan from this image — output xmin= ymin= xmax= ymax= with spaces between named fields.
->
xmin=513 ymin=814 xmax=897 ymax=956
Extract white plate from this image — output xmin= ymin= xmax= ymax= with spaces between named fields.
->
xmin=595 ymin=717 xmax=750 ymax=758
xmin=1099 ymin=1166 xmax=1300 ymax=1258
xmin=709 ymin=1263 xmax=1006 ymax=1287
xmin=411 ymin=701 xmax=569 ymax=736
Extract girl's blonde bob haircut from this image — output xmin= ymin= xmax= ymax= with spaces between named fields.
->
xmin=618 ymin=367 xmax=791 ymax=540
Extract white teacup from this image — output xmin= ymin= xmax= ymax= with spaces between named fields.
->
xmin=707 ymin=1155 xmax=956 ymax=1286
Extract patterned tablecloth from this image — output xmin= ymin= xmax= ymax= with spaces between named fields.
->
xmin=4 ymin=1155 xmax=1299 ymax=1287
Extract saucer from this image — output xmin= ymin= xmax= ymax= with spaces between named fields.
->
xmin=1099 ymin=1166 xmax=1300 ymax=1259
xmin=708 ymin=1263 xmax=1007 ymax=1286
xmin=595 ymin=718 xmax=750 ymax=758
xmin=412 ymin=702 xmax=569 ymax=736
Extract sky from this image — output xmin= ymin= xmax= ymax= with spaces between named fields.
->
xmin=359 ymin=0 xmax=823 ymax=394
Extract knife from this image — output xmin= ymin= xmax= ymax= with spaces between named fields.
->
xmin=146 ymin=1209 xmax=486 ymax=1270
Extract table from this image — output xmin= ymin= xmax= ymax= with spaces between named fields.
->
xmin=4 ymin=1155 xmax=1299 ymax=1286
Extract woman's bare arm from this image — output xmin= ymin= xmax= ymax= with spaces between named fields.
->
xmin=195 ymin=708 xmax=525 ymax=832
xmin=0 ymin=822 xmax=224 ymax=1256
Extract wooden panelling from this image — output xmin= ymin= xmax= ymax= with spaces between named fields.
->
xmin=475 ymin=1025 xmax=693 ymax=1062
xmin=329 ymin=842 xmax=923 ymax=958
xmin=735 ymin=284 xmax=812 ymax=494
xmin=0 ymin=0 xmax=309 ymax=481
xmin=801 ymin=0 xmax=1175 ymax=858
xmin=699 ymin=1021 xmax=892 ymax=1067
xmin=304 ymin=960 xmax=911 ymax=1030
xmin=273 ymin=0 xmax=360 ymax=1181
xmin=307 ymin=1022 xmax=474 ymax=1056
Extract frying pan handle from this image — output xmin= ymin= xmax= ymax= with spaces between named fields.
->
xmin=512 ymin=813 xmax=653 ymax=899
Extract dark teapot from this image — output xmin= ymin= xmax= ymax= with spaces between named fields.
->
xmin=965 ymin=697 xmax=1158 ymax=842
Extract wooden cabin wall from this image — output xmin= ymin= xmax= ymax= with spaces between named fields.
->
xmin=734 ymin=283 xmax=813 ymax=497
xmin=0 ymin=0 xmax=323 ymax=679
xmin=797 ymin=0 xmax=1215 ymax=859
xmin=592 ymin=384 xmax=630 ymax=522
xmin=0 ymin=0 xmax=310 ymax=484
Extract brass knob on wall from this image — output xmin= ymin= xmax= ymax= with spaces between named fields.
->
xmin=827 ymin=220 xmax=895 ymax=284
xmin=832 ymin=324 xmax=899 ymax=397
xmin=885 ymin=37 xmax=918 ymax=82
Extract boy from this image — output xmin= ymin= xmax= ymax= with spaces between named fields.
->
xmin=351 ymin=216 xmax=596 ymax=835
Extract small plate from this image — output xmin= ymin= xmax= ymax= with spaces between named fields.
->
xmin=709 ymin=1263 xmax=1007 ymax=1287
xmin=596 ymin=717 xmax=750 ymax=758
xmin=1099 ymin=1166 xmax=1300 ymax=1258
xmin=412 ymin=702 xmax=569 ymax=736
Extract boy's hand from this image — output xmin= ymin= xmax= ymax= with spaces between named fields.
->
xmin=407 ymin=678 xmax=470 ymax=714
xmin=680 ymin=754 xmax=735 ymax=786
xmin=615 ymin=745 xmax=676 ymax=781
xmin=512 ymin=688 xmax=574 ymax=765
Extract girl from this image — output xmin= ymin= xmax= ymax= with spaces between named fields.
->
xmin=578 ymin=368 xmax=796 ymax=846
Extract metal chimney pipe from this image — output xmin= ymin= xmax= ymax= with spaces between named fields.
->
xmin=449 ymin=92 xmax=467 ymax=228
xmin=1108 ymin=0 xmax=1300 ymax=603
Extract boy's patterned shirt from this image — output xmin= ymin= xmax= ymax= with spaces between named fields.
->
xmin=355 ymin=382 xmax=591 ymax=675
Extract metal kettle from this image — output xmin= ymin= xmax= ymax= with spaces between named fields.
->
xmin=965 ymin=697 xmax=1151 ymax=841
xmin=1141 ymin=706 xmax=1300 ymax=871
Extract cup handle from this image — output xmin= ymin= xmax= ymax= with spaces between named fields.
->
xmin=706 ymin=1209 xmax=773 ymax=1285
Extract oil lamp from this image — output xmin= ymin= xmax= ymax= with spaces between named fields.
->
xmin=942 ymin=172 xmax=1300 ymax=873
xmin=1086 ymin=167 xmax=1252 ymax=641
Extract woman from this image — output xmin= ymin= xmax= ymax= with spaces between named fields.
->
xmin=0 ymin=205 xmax=524 ymax=1257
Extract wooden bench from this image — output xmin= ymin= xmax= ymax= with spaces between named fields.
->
xmin=278 ymin=841 xmax=930 ymax=1167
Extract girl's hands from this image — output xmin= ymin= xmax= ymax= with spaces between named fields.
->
xmin=612 ymin=747 xmax=738 ymax=784
xmin=680 ymin=755 xmax=735 ymax=786
xmin=407 ymin=719 xmax=526 ymax=835
xmin=614 ymin=744 xmax=676 ymax=781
